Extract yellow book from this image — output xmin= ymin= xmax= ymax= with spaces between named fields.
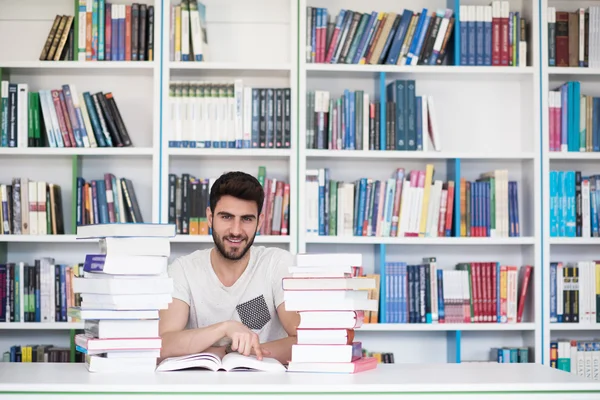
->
xmin=175 ymin=5 xmax=182 ymax=61
xmin=418 ymin=164 xmax=434 ymax=237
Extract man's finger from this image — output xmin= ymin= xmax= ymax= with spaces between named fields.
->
xmin=252 ymin=336 xmax=263 ymax=360
xmin=230 ymin=336 xmax=239 ymax=351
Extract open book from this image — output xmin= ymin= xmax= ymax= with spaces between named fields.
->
xmin=155 ymin=351 xmax=287 ymax=372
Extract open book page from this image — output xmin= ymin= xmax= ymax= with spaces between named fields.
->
xmin=220 ymin=353 xmax=287 ymax=372
xmin=155 ymin=351 xmax=222 ymax=372
xmin=155 ymin=351 xmax=287 ymax=372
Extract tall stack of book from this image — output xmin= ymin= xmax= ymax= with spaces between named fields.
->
xmin=284 ymin=253 xmax=379 ymax=373
xmin=68 ymin=223 xmax=176 ymax=373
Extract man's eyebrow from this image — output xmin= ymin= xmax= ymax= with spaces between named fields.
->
xmin=216 ymin=211 xmax=256 ymax=219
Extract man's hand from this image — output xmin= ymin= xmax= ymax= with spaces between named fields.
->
xmin=222 ymin=321 xmax=270 ymax=360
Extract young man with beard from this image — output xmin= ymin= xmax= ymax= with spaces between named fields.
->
xmin=158 ymin=171 xmax=298 ymax=365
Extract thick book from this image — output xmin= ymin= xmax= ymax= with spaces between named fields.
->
xmin=156 ymin=352 xmax=286 ymax=372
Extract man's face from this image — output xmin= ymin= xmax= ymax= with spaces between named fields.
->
xmin=208 ymin=195 xmax=262 ymax=261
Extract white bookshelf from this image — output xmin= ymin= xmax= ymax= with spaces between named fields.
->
xmin=0 ymin=0 xmax=592 ymax=370
xmin=540 ymin=0 xmax=600 ymax=368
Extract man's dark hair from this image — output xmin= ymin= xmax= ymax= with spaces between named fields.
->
xmin=209 ymin=171 xmax=264 ymax=215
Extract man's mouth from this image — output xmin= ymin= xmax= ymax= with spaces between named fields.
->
xmin=226 ymin=237 xmax=245 ymax=245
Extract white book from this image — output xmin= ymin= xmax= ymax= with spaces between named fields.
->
xmin=156 ymin=352 xmax=285 ymax=372
xmin=99 ymin=237 xmax=171 ymax=257
xmin=84 ymin=319 xmax=159 ymax=339
xmin=85 ymin=355 xmax=158 ymax=373
xmin=295 ymin=253 xmax=362 ymax=267
xmin=73 ymin=276 xmax=173 ymax=295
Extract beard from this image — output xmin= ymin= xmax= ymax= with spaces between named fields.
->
xmin=212 ymin=228 xmax=256 ymax=261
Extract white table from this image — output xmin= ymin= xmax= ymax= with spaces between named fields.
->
xmin=0 ymin=362 xmax=599 ymax=399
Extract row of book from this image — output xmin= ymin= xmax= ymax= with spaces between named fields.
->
xmin=168 ymin=80 xmax=291 ymax=149
xmin=487 ymin=347 xmax=530 ymax=363
xmin=549 ymin=170 xmax=600 ymax=238
xmin=169 ymin=0 xmax=209 ymax=62
xmin=304 ymin=166 xmax=518 ymax=239
xmin=306 ymin=6 xmax=454 ymax=66
xmin=2 ymin=345 xmax=82 ymax=363
xmin=548 ymin=81 xmax=600 ymax=152
xmin=0 ymin=80 xmax=132 ymax=148
xmin=549 ymin=261 xmax=599 ymax=324
xmin=167 ymin=167 xmax=290 ymax=236
xmin=0 ymin=260 xmax=82 ymax=323
xmin=547 ymin=7 xmax=600 ymax=68
xmin=459 ymin=3 xmax=528 ymax=67
xmin=0 ymin=179 xmax=65 ymax=236
xmin=551 ymin=339 xmax=600 ymax=380
xmin=75 ymin=174 xmax=144 ymax=227
xmin=40 ymin=2 xmax=155 ymax=62
xmin=306 ymin=80 xmax=441 ymax=152
xmin=376 ymin=260 xmax=532 ymax=324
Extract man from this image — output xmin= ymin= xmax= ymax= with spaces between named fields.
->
xmin=159 ymin=171 xmax=298 ymax=365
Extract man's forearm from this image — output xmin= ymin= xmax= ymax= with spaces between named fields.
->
xmin=260 ymin=336 xmax=297 ymax=365
xmin=159 ymin=322 xmax=226 ymax=362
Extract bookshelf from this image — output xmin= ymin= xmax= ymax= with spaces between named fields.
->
xmin=0 ymin=0 xmax=595 ymax=372
xmin=540 ymin=0 xmax=600 ymax=370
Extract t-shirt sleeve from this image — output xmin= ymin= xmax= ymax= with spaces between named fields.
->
xmin=271 ymin=250 xmax=294 ymax=308
xmin=167 ymin=258 xmax=191 ymax=306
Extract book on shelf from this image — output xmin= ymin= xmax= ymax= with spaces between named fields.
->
xmin=72 ymin=223 xmax=174 ymax=373
xmin=462 ymin=347 xmax=529 ymax=363
xmin=168 ymin=166 xmax=290 ymax=237
xmin=306 ymin=166 xmax=519 ymax=239
xmin=156 ymin=351 xmax=286 ymax=372
xmin=551 ymin=339 xmax=600 ymax=381
xmin=549 ymin=170 xmax=600 ymax=238
xmin=547 ymin=7 xmax=600 ymax=68
xmin=549 ymin=261 xmax=599 ymax=324
xmin=375 ymin=259 xmax=532 ymax=324
xmin=3 ymin=345 xmax=77 ymax=363
xmin=169 ymin=0 xmax=209 ymax=62
xmin=76 ymin=174 xmax=143 ymax=227
xmin=39 ymin=3 xmax=155 ymax=62
xmin=0 ymin=178 xmax=64 ymax=235
xmin=306 ymin=5 xmax=455 ymax=66
xmin=285 ymin=253 xmax=378 ymax=374
xmin=0 ymin=80 xmax=132 ymax=148
xmin=306 ymin=80 xmax=440 ymax=151
xmin=168 ymin=80 xmax=291 ymax=149
xmin=548 ymin=81 xmax=600 ymax=152
xmin=0 ymin=258 xmax=82 ymax=323
xmin=459 ymin=2 xmax=528 ymax=67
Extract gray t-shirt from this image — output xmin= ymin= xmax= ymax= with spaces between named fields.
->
xmin=167 ymin=245 xmax=294 ymax=347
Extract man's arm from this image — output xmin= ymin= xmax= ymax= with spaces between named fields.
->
xmin=159 ymin=299 xmax=268 ymax=363
xmin=255 ymin=303 xmax=300 ymax=364
xmin=158 ymin=299 xmax=228 ymax=362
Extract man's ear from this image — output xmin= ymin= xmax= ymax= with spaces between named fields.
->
xmin=206 ymin=206 xmax=213 ymax=228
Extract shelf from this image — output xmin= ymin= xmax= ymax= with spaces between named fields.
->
xmin=1 ymin=234 xmax=290 ymax=244
xmin=0 ymin=147 xmax=154 ymax=157
xmin=0 ymin=61 xmax=155 ymax=70
xmin=549 ymin=152 xmax=600 ymax=160
xmin=548 ymin=67 xmax=600 ymax=76
xmin=305 ymin=236 xmax=535 ymax=245
xmin=0 ymin=322 xmax=83 ymax=330
xmin=306 ymin=149 xmax=535 ymax=160
xmin=171 ymin=235 xmax=290 ymax=244
xmin=168 ymin=61 xmax=291 ymax=77
xmin=550 ymin=323 xmax=600 ymax=331
xmin=549 ymin=237 xmax=600 ymax=245
xmin=169 ymin=61 xmax=291 ymax=71
xmin=306 ymin=63 xmax=535 ymax=77
xmin=358 ymin=323 xmax=536 ymax=332
xmin=167 ymin=148 xmax=291 ymax=159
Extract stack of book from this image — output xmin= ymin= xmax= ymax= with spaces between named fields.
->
xmin=284 ymin=253 xmax=379 ymax=373
xmin=68 ymin=223 xmax=176 ymax=373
